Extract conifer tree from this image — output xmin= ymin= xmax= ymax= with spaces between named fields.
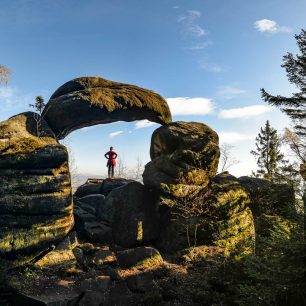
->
xmin=251 ymin=120 xmax=284 ymax=181
xmin=261 ymin=29 xmax=306 ymax=139
xmin=29 ymin=96 xmax=47 ymax=137
xmin=29 ymin=96 xmax=46 ymax=115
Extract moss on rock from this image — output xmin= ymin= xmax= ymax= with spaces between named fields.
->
xmin=206 ymin=172 xmax=250 ymax=219
xmin=0 ymin=113 xmax=74 ymax=261
xmin=143 ymin=121 xmax=220 ymax=190
xmin=43 ymin=76 xmax=172 ymax=139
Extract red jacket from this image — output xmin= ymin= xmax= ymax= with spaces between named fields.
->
xmin=105 ymin=150 xmax=117 ymax=166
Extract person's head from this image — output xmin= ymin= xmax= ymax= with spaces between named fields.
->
xmin=110 ymin=146 xmax=113 ymax=151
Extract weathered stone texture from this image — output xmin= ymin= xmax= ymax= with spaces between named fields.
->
xmin=0 ymin=112 xmax=73 ymax=259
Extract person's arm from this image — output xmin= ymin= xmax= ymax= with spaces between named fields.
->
xmin=114 ymin=152 xmax=118 ymax=159
xmin=104 ymin=152 xmax=109 ymax=159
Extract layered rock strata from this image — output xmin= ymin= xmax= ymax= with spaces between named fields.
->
xmin=0 ymin=112 xmax=73 ymax=260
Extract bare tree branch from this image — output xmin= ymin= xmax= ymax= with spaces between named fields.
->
xmin=219 ymin=143 xmax=239 ymax=172
xmin=0 ymin=65 xmax=12 ymax=85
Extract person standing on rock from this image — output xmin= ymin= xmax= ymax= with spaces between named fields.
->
xmin=104 ymin=146 xmax=118 ymax=178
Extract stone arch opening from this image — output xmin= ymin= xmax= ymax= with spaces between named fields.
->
xmin=0 ymin=76 xmax=172 ymax=260
xmin=62 ymin=120 xmax=158 ymax=190
xmin=0 ymin=76 xmax=255 ymax=282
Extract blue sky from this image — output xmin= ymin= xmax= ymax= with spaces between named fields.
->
xmin=0 ymin=0 xmax=305 ymax=178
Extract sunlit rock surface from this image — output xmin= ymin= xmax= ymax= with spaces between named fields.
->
xmin=0 ymin=112 xmax=73 ymax=260
xmin=143 ymin=121 xmax=220 ymax=192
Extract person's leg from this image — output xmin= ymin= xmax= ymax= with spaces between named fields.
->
xmin=111 ymin=165 xmax=114 ymax=178
xmin=108 ymin=165 xmax=111 ymax=178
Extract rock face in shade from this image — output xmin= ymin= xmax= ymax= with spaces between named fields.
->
xmin=0 ymin=112 xmax=74 ymax=260
xmin=42 ymin=77 xmax=172 ymax=139
xmin=111 ymin=182 xmax=160 ymax=248
xmin=238 ymin=176 xmax=296 ymax=219
xmin=74 ymin=182 xmax=103 ymax=198
xmin=143 ymin=121 xmax=220 ymax=193
xmin=100 ymin=178 xmax=135 ymax=196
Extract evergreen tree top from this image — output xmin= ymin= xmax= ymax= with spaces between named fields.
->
xmin=261 ymin=29 xmax=306 ymax=137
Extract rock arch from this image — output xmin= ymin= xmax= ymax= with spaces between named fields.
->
xmin=0 ymin=76 xmax=172 ymax=262
xmin=43 ymin=77 xmax=172 ymax=139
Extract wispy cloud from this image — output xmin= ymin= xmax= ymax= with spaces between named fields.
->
xmin=166 ymin=97 xmax=214 ymax=116
xmin=254 ymin=19 xmax=291 ymax=33
xmin=109 ymin=130 xmax=123 ymax=138
xmin=177 ymin=10 xmax=219 ymax=73
xmin=200 ymin=62 xmax=223 ymax=73
xmin=217 ymin=86 xmax=247 ymax=99
xmin=135 ymin=120 xmax=157 ymax=129
xmin=173 ymin=5 xmax=180 ymax=9
xmin=178 ymin=10 xmax=206 ymax=37
xmin=218 ymin=131 xmax=255 ymax=143
xmin=81 ymin=125 xmax=98 ymax=133
xmin=219 ymin=105 xmax=273 ymax=119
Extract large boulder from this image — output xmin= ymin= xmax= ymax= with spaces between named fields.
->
xmin=206 ymin=173 xmax=250 ymax=219
xmin=33 ymin=232 xmax=78 ymax=270
xmin=143 ymin=121 xmax=220 ymax=191
xmin=116 ymin=246 xmax=163 ymax=269
xmin=0 ymin=112 xmax=74 ymax=261
xmin=42 ymin=76 xmax=172 ymax=139
xmin=100 ymin=178 xmax=135 ymax=196
xmin=155 ymin=173 xmax=254 ymax=255
xmin=238 ymin=176 xmax=296 ymax=219
xmin=112 ymin=182 xmax=160 ymax=248
xmin=77 ymin=194 xmax=106 ymax=214
xmin=74 ymin=181 xmax=103 ymax=198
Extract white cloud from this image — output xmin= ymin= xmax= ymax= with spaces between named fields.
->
xmin=166 ymin=97 xmax=214 ymax=116
xmin=178 ymin=10 xmax=206 ymax=37
xmin=219 ymin=105 xmax=273 ymax=119
xmin=217 ymin=86 xmax=247 ymax=99
xmin=135 ymin=120 xmax=157 ymax=129
xmin=81 ymin=125 xmax=98 ymax=133
xmin=173 ymin=5 xmax=180 ymax=9
xmin=218 ymin=131 xmax=255 ymax=143
xmin=200 ymin=62 xmax=222 ymax=73
xmin=109 ymin=130 xmax=123 ymax=138
xmin=254 ymin=19 xmax=291 ymax=33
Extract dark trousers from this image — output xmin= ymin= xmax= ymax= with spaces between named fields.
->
xmin=108 ymin=165 xmax=114 ymax=178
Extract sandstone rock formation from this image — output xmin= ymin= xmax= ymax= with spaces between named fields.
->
xmin=238 ymin=176 xmax=296 ymax=219
xmin=155 ymin=172 xmax=254 ymax=254
xmin=141 ymin=121 xmax=254 ymax=255
xmin=0 ymin=76 xmax=274 ymax=304
xmin=143 ymin=121 xmax=220 ymax=194
xmin=43 ymin=77 xmax=172 ymax=139
xmin=74 ymin=181 xmax=103 ymax=198
xmin=0 ymin=112 xmax=73 ymax=260
xmin=100 ymin=178 xmax=134 ymax=196
xmin=112 ymin=182 xmax=160 ymax=248
xmin=116 ymin=246 xmax=163 ymax=269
